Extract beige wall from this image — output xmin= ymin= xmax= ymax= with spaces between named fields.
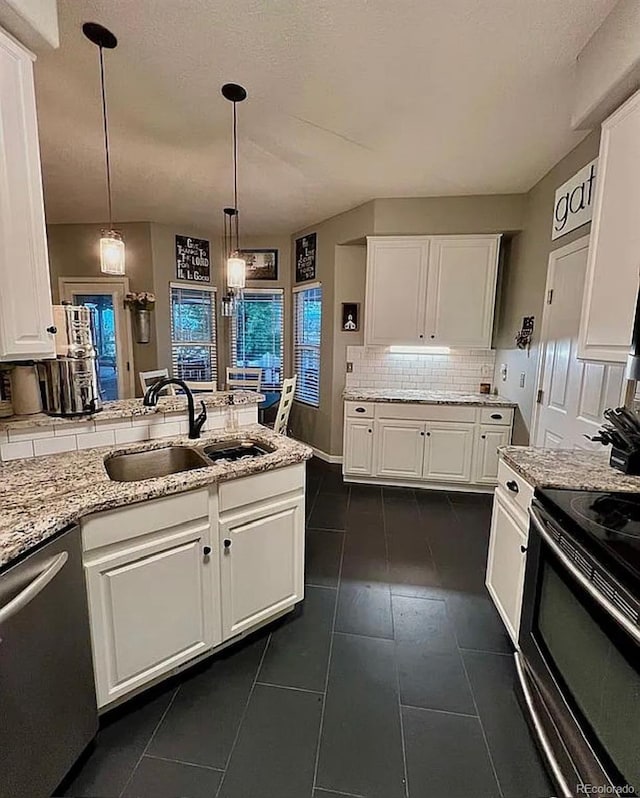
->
xmin=493 ymin=129 xmax=601 ymax=444
xmin=47 ymin=222 xmax=157 ymax=390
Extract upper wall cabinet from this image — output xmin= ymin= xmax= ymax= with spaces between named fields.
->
xmin=578 ymin=89 xmax=640 ymax=363
xmin=364 ymin=235 xmax=500 ymax=349
xmin=0 ymin=28 xmax=55 ymax=361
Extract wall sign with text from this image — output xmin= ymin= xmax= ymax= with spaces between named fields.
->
xmin=551 ymin=158 xmax=598 ymax=240
xmin=176 ymin=235 xmax=210 ymax=281
xmin=295 ymin=233 xmax=317 ymax=282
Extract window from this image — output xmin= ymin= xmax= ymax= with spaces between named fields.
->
xmin=293 ymin=283 xmax=322 ymax=406
xmin=170 ymin=284 xmax=217 ymax=383
xmin=231 ymin=289 xmax=284 ymax=388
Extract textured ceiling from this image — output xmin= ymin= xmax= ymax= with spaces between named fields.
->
xmin=34 ymin=0 xmax=615 ymax=235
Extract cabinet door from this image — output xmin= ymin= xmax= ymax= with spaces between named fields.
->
xmin=474 ymin=425 xmax=511 ymax=484
xmin=0 ymin=32 xmax=55 ymax=361
xmin=364 ymin=237 xmax=429 ymax=346
xmin=422 ymin=422 xmax=474 ymax=483
xmin=219 ymin=495 xmax=304 ymax=640
xmin=374 ymin=419 xmax=425 ymax=479
xmin=85 ymin=522 xmax=217 ymax=708
xmin=578 ymin=90 xmax=640 ymax=363
xmin=485 ymin=489 xmax=528 ymax=645
xmin=343 ymin=418 xmax=374 ymax=475
xmin=426 ymin=236 xmax=499 ymax=348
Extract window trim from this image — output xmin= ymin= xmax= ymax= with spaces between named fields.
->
xmin=293 ymin=281 xmax=322 ymax=408
xmin=169 ymin=282 xmax=218 ymax=385
xmin=230 ymin=287 xmax=285 ymax=390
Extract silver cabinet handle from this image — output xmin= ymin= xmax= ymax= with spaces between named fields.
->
xmin=0 ymin=552 xmax=68 ymax=625
xmin=514 ymin=652 xmax=573 ymax=798
xmin=529 ymin=508 xmax=640 ymax=645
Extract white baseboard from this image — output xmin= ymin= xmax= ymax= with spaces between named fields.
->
xmin=311 ymin=446 xmax=343 ymax=465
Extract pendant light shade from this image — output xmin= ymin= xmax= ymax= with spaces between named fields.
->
xmin=99 ymin=229 xmax=125 ymax=275
xmin=83 ymin=22 xmax=125 ymax=275
xmin=222 ymin=84 xmax=247 ymax=296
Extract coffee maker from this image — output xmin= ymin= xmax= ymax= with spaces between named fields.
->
xmin=37 ymin=304 xmax=103 ymax=417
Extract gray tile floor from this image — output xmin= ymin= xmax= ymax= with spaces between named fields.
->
xmin=57 ymin=459 xmax=553 ymax=798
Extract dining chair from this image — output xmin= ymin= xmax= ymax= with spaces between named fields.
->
xmin=139 ymin=369 xmax=175 ymax=396
xmin=226 ymin=367 xmax=262 ymax=393
xmin=183 ymin=380 xmax=217 ymax=393
xmin=272 ymin=375 xmax=297 ymax=435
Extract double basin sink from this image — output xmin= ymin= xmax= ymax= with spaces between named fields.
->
xmin=104 ymin=439 xmax=274 ymax=482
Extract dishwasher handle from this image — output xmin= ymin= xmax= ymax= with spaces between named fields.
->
xmin=0 ymin=551 xmax=68 ymax=626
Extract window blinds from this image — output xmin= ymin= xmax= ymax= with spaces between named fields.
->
xmin=293 ymin=285 xmax=322 ymax=406
xmin=231 ymin=290 xmax=284 ymax=389
xmin=170 ymin=284 xmax=217 ymax=383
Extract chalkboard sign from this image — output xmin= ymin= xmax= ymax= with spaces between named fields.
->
xmin=295 ymin=233 xmax=317 ymax=282
xmin=176 ymin=235 xmax=210 ymax=282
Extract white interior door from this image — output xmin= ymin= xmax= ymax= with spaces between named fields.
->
xmin=533 ymin=237 xmax=624 ymax=450
xmin=59 ymin=277 xmax=135 ymax=400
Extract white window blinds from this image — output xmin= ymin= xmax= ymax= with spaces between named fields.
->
xmin=231 ymin=290 xmax=284 ymax=389
xmin=293 ymin=284 xmax=322 ymax=406
xmin=170 ymin=284 xmax=217 ymax=384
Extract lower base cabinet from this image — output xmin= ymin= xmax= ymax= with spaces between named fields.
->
xmin=423 ymin=422 xmax=474 ymax=482
xmin=82 ymin=465 xmax=305 ymax=709
xmin=474 ymin=425 xmax=512 ymax=484
xmin=485 ymin=488 xmax=527 ymax=644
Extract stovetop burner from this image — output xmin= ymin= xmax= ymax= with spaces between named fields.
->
xmin=537 ymin=488 xmax=640 ymax=591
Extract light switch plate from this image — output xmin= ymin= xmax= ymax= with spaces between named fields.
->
xmin=519 ymin=372 xmax=526 ymax=388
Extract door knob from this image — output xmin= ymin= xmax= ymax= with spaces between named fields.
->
xmin=223 ymin=539 xmax=232 ymax=550
xmin=203 ymin=546 xmax=211 ymax=556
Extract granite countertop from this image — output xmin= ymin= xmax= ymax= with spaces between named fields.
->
xmin=0 ymin=425 xmax=311 ymax=570
xmin=501 ymin=446 xmax=640 ymax=492
xmin=343 ymin=388 xmax=516 ymax=407
xmin=0 ymin=391 xmax=264 ymax=432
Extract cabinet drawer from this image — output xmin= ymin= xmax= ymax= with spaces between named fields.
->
xmin=374 ymin=403 xmax=476 ymax=423
xmin=480 ymin=407 xmax=514 ymax=426
xmin=82 ymin=489 xmax=209 ymax=552
xmin=345 ymin=401 xmax=374 ymax=418
xmin=219 ymin=463 xmax=305 ymax=513
xmin=497 ymin=459 xmax=534 ymax=516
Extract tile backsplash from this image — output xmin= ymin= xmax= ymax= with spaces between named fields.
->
xmin=345 ymin=346 xmax=496 ymax=392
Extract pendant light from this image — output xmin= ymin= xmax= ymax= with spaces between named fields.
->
xmin=221 ymin=83 xmax=247 ymax=291
xmin=83 ymin=22 xmax=125 ymax=275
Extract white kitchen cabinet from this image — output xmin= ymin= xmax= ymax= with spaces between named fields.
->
xmin=0 ymin=29 xmax=55 ymax=361
xmin=374 ymin=419 xmax=425 ymax=479
xmin=364 ymin=238 xmax=429 ymax=346
xmin=343 ymin=417 xmax=374 ymax=476
xmin=486 ymin=486 xmax=529 ymax=646
xmin=578 ymin=88 xmax=640 ymax=363
xmin=83 ymin=491 xmax=217 ymax=708
xmin=474 ymin=425 xmax=512 ymax=484
xmin=219 ymin=494 xmax=304 ymax=640
xmin=364 ymin=235 xmax=500 ymax=348
xmin=427 ymin=237 xmax=500 ymax=348
xmin=423 ymin=422 xmax=474 ymax=483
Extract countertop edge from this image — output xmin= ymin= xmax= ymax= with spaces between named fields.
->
xmin=342 ymin=389 xmax=516 ymax=407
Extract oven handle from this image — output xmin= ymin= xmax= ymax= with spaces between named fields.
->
xmin=0 ymin=552 xmax=68 ymax=626
xmin=529 ymin=507 xmax=640 ymax=645
xmin=514 ymin=651 xmax=573 ymax=798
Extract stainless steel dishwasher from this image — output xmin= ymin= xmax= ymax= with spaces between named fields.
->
xmin=0 ymin=525 xmax=98 ymax=798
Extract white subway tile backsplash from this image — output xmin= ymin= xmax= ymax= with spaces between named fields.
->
xmin=34 ymin=436 xmax=77 ymax=456
xmin=149 ymin=421 xmax=182 ymax=439
xmin=76 ymin=430 xmax=116 ymax=450
xmin=1 ymin=440 xmax=34 ymax=460
xmin=345 ymin=345 xmax=495 ymax=393
xmin=114 ymin=426 xmax=150 ymax=444
xmin=55 ymin=421 xmax=94 ymax=437
xmin=8 ymin=427 xmax=54 ymax=442
xmin=94 ymin=418 xmax=133 ymax=431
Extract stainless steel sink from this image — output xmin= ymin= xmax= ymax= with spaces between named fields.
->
xmin=105 ymin=446 xmax=211 ymax=482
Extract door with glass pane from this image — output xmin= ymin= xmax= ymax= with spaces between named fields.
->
xmin=58 ymin=277 xmax=134 ymax=400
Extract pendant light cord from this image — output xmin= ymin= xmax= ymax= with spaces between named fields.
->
xmin=233 ymin=100 xmax=240 ymax=252
xmin=99 ymin=46 xmax=113 ymax=229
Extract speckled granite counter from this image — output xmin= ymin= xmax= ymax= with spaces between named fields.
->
xmin=343 ymin=388 xmax=516 ymax=407
xmin=0 ymin=391 xmax=263 ymax=432
xmin=0 ymin=425 xmax=311 ymax=570
xmin=501 ymin=446 xmax=640 ymax=492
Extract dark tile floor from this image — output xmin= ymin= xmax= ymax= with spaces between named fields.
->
xmin=56 ymin=459 xmax=553 ymax=798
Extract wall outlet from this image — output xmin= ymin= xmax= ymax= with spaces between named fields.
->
xmin=481 ymin=363 xmax=492 ymax=378
xmin=519 ymin=372 xmax=526 ymax=388
xmin=500 ymin=363 xmax=508 ymax=382
xmin=346 ymin=361 xmax=353 ymax=373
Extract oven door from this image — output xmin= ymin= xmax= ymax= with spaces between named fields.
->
xmin=517 ymin=502 xmax=640 ymax=798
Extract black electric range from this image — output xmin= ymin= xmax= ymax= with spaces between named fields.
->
xmin=535 ymin=487 xmax=640 ymax=598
